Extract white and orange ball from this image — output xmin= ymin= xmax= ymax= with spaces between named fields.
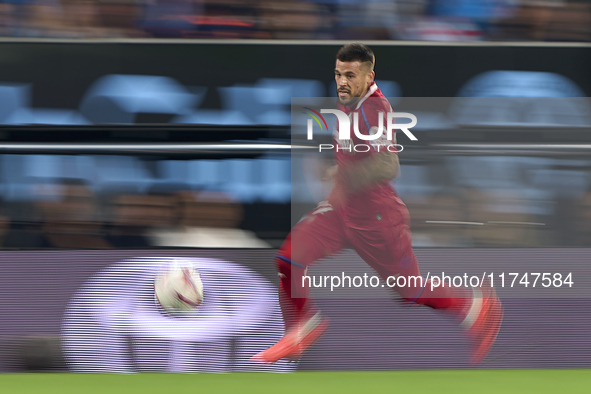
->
xmin=155 ymin=265 xmax=204 ymax=313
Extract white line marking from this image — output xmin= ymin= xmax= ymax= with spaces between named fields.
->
xmin=426 ymin=221 xmax=484 ymax=226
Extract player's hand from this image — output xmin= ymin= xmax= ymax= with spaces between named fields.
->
xmin=321 ymin=165 xmax=338 ymax=182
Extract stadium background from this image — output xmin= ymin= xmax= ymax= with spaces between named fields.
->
xmin=1 ymin=42 xmax=591 ymax=249
xmin=0 ymin=0 xmax=589 ymax=387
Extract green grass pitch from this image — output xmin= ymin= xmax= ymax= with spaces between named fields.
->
xmin=2 ymin=370 xmax=590 ymax=394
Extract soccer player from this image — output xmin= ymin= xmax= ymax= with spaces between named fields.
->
xmin=253 ymin=43 xmax=503 ymax=365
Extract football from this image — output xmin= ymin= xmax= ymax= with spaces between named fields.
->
xmin=154 ymin=264 xmax=204 ymax=313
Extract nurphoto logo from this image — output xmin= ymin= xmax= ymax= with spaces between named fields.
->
xmin=303 ymin=108 xmax=418 ymax=153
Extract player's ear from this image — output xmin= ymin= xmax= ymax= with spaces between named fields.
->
xmin=369 ymin=70 xmax=375 ymax=85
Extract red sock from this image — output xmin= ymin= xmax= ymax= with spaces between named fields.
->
xmin=402 ymin=279 xmax=472 ymax=322
xmin=275 ymin=232 xmax=314 ymax=331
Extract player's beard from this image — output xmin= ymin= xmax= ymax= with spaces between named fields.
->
xmin=337 ymin=89 xmax=360 ymax=107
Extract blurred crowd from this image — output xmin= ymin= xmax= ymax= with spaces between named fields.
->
xmin=0 ymin=153 xmax=590 ymax=249
xmin=0 ymin=178 xmax=271 ymax=248
xmin=0 ymin=0 xmax=590 ymax=41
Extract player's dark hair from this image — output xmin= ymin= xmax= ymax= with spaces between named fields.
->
xmin=336 ymin=43 xmax=375 ymax=70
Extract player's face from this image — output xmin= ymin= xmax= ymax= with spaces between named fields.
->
xmin=335 ymin=60 xmax=374 ymax=107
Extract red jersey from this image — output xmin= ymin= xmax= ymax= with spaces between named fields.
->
xmin=329 ymin=82 xmax=403 ymax=225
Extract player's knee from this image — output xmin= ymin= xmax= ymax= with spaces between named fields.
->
xmin=275 ymin=256 xmax=291 ymax=277
xmin=275 ymin=252 xmax=307 ymax=277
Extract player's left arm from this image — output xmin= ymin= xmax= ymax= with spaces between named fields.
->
xmin=342 ymin=150 xmax=399 ymax=192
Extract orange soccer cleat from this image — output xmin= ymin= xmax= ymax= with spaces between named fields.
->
xmin=251 ymin=312 xmax=329 ymax=364
xmin=463 ymin=282 xmax=504 ymax=364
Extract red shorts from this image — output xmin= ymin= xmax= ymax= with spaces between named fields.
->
xmin=284 ymin=192 xmax=421 ymax=290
